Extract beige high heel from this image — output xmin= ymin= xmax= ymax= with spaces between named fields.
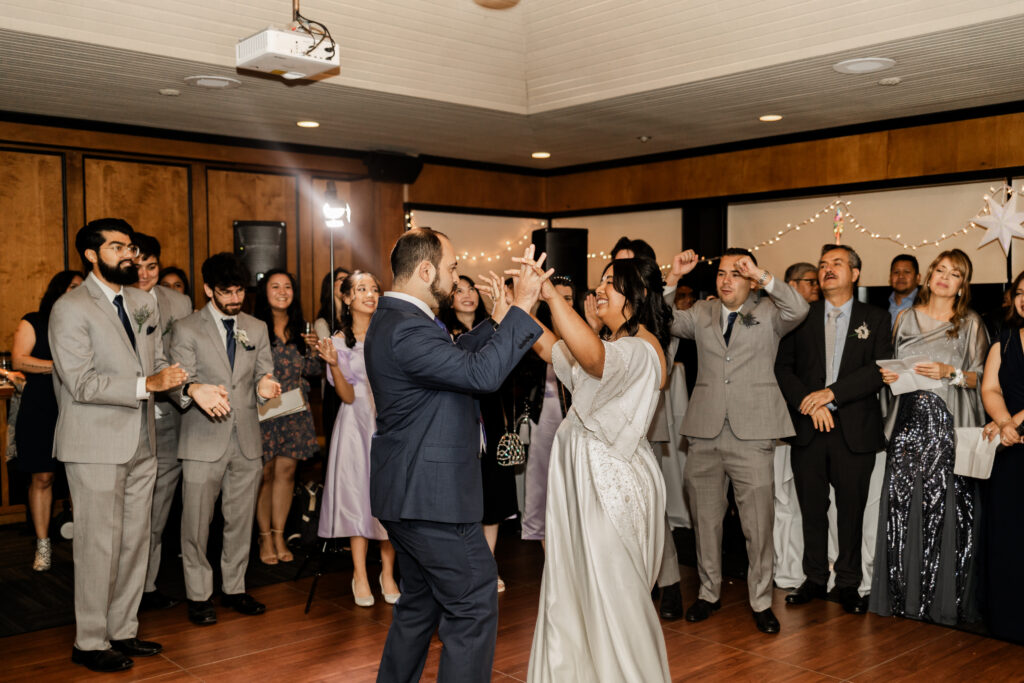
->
xmin=271 ymin=528 xmax=294 ymax=562
xmin=258 ymin=532 xmax=278 ymax=565
xmin=379 ymin=573 xmax=401 ymax=604
xmin=352 ymin=579 xmax=375 ymax=607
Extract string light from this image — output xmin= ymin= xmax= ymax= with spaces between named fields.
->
xmin=407 ymin=216 xmax=548 ymax=264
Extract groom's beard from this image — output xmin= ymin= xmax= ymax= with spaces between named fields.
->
xmin=100 ymin=258 xmax=140 ymax=286
xmin=430 ymin=274 xmax=455 ymax=309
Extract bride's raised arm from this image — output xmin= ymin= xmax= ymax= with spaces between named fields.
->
xmin=532 ymin=276 xmax=605 ymax=377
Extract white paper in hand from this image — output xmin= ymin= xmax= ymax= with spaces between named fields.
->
xmin=258 ymin=387 xmax=307 ymax=422
xmin=876 ymin=355 xmax=944 ymax=395
xmin=953 ymin=427 xmax=998 ymax=479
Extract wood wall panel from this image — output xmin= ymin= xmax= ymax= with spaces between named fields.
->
xmin=205 ymin=169 xmax=299 ymax=301
xmin=83 ymin=157 xmax=192 ymax=286
xmin=0 ymin=150 xmax=66 ymax=351
xmin=407 ymin=164 xmax=545 ymax=213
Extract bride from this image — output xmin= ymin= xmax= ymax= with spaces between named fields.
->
xmin=525 ymin=257 xmax=672 ymax=683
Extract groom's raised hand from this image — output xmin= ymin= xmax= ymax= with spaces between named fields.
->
xmin=510 ymin=244 xmax=554 ymax=313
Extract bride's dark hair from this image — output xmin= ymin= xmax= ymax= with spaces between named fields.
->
xmin=602 ymin=258 xmax=672 ymax=350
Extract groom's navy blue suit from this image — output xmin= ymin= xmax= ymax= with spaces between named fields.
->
xmin=366 ymin=295 xmax=541 ymax=683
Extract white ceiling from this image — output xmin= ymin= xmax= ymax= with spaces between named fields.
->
xmin=2 ymin=0 xmax=1024 ymax=168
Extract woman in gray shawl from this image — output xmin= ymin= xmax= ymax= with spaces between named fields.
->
xmin=871 ymin=248 xmax=989 ymax=625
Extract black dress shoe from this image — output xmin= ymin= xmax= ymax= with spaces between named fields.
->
xmin=222 ymin=592 xmax=266 ymax=616
xmin=140 ymin=590 xmax=180 ymax=611
xmin=839 ymin=586 xmax=869 ymax=615
xmin=659 ymin=583 xmax=683 ymax=621
xmin=71 ymin=647 xmax=133 ymax=672
xmin=684 ymin=598 xmax=721 ymax=623
xmin=110 ymin=638 xmax=163 ymax=657
xmin=753 ymin=608 xmax=781 ymax=634
xmin=187 ymin=599 xmax=217 ymax=626
xmin=785 ymin=580 xmax=828 ymax=606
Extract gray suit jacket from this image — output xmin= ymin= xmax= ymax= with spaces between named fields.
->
xmin=153 ymin=284 xmax=193 ymax=337
xmin=672 ymin=282 xmax=809 ymax=440
xmin=49 ymin=276 xmax=169 ymax=464
xmin=170 ymin=306 xmax=274 ymax=462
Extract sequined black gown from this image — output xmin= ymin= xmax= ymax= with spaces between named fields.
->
xmin=869 ymin=308 xmax=988 ymax=625
xmin=984 ymin=328 xmax=1024 ymax=643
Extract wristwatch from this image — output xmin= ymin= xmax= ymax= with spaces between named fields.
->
xmin=757 ymin=270 xmax=772 ymax=287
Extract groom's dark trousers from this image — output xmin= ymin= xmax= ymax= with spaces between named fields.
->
xmin=365 ymin=295 xmax=541 ymax=683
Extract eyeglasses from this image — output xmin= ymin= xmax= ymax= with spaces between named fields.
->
xmin=795 ymin=278 xmax=819 ymax=285
xmin=103 ymin=242 xmax=140 ymax=258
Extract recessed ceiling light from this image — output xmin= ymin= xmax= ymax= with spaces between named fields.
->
xmin=158 ymin=88 xmax=181 ymax=97
xmin=183 ymin=75 xmax=241 ymax=89
xmin=832 ymin=57 xmax=896 ymax=75
xmin=637 ymin=135 xmax=652 ymax=143
xmin=759 ymin=114 xmax=783 ymax=122
xmin=296 ymin=120 xmax=320 ymax=128
xmin=531 ymin=151 xmax=551 ymax=159
xmin=878 ymin=76 xmax=902 ymax=86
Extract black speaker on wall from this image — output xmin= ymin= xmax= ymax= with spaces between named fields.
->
xmin=233 ymin=221 xmax=287 ymax=287
xmin=365 ymin=152 xmax=424 ymax=184
xmin=531 ymin=227 xmax=588 ymax=310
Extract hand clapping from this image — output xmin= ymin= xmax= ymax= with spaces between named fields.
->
xmin=475 ymin=271 xmax=512 ymax=324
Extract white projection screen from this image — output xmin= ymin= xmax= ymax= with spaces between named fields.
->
xmin=728 ymin=181 xmax=1010 ymax=287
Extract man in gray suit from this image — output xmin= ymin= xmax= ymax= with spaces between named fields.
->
xmin=130 ymin=233 xmax=195 ymax=611
xmin=49 ymin=219 xmax=190 ymax=672
xmin=667 ymin=247 xmax=809 ymax=634
xmin=170 ymin=253 xmax=280 ymax=626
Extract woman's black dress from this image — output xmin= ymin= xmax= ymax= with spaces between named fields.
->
xmin=14 ymin=312 xmax=59 ymax=473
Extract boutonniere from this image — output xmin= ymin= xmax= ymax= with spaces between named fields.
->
xmin=163 ymin=317 xmax=175 ymax=337
xmin=737 ymin=312 xmax=759 ymax=327
xmin=850 ymin=322 xmax=870 ymax=340
xmin=133 ymin=305 xmax=153 ymax=333
xmin=234 ymin=327 xmax=255 ymax=350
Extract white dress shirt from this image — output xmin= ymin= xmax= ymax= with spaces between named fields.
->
xmin=383 ymin=291 xmax=435 ymax=319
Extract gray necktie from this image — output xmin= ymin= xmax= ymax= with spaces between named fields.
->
xmin=825 ymin=309 xmax=842 ymax=386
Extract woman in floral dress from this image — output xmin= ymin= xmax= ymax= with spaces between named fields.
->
xmin=254 ymin=269 xmax=321 ymax=563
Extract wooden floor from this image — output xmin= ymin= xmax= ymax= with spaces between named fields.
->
xmin=2 ymin=537 xmax=1022 ymax=682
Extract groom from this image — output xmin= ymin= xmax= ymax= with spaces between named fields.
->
xmin=366 ymin=228 xmax=546 ymax=683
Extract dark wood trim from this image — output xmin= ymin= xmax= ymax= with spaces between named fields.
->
xmin=403 ymin=202 xmax=549 ymax=219
xmin=0 ymin=111 xmax=367 ymax=161
xmin=7 ymin=100 xmax=1024 ymax=180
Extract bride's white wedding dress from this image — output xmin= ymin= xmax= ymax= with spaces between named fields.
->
xmin=527 ymin=337 xmax=670 ymax=683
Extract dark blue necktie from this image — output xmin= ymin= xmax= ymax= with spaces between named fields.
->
xmin=113 ymin=294 xmax=136 ymax=350
xmin=434 ymin=316 xmax=450 ymax=336
xmin=723 ymin=311 xmax=738 ymax=346
xmin=223 ymin=318 xmax=236 ymax=370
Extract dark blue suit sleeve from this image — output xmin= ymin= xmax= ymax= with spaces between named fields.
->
xmin=395 ymin=307 xmax=541 ymax=394
xmin=455 ymin=319 xmax=496 ymax=352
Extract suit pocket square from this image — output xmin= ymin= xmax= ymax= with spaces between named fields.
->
xmin=146 ymin=325 xmax=158 ymax=335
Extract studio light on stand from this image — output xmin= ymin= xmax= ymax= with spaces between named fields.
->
xmin=323 ymin=181 xmax=351 ymax=330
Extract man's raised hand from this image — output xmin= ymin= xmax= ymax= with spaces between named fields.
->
xmin=146 ymin=363 xmax=188 ymax=393
xmin=665 ymin=250 xmax=699 ymax=287
xmin=189 ymin=383 xmax=231 ymax=418
xmin=257 ymin=373 xmax=282 ymax=400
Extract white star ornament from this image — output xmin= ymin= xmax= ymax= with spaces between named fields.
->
xmin=974 ymin=193 xmax=1024 ymax=255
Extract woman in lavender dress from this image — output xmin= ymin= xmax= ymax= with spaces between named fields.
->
xmin=317 ymin=271 xmax=400 ymax=607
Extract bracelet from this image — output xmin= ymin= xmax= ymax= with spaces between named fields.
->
xmin=757 ymin=271 xmax=771 ymax=287
xmin=948 ymin=368 xmax=966 ymax=388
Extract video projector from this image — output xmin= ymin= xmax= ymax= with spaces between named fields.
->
xmin=236 ymin=27 xmax=339 ymax=81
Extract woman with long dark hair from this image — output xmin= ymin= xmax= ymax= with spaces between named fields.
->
xmin=315 ymin=267 xmax=351 ymax=436
xmin=978 ymin=268 xmax=1024 ymax=643
xmin=871 ymin=248 xmax=988 ymax=625
xmin=253 ymin=269 xmax=320 ymax=563
xmin=521 ymin=257 xmax=672 ymax=682
xmin=438 ymin=275 xmax=488 ymax=337
xmin=12 ymin=269 xmax=83 ymax=571
xmin=317 ymin=271 xmax=400 ymax=606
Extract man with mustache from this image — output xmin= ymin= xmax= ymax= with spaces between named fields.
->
xmin=775 ymin=245 xmax=891 ymax=614
xmin=49 ymin=219 xmax=193 ymax=672
xmin=667 ymin=247 xmax=809 ymax=634
xmin=366 ymin=228 xmax=547 ymax=683
xmin=169 ymin=252 xmax=281 ymax=627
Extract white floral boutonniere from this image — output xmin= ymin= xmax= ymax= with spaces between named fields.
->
xmin=133 ymin=305 xmax=153 ymax=332
xmin=851 ymin=322 xmax=870 ymax=340
xmin=234 ymin=327 xmax=255 ymax=350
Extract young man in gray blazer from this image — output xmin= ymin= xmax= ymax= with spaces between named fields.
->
xmin=130 ymin=233 xmax=195 ymax=611
xmin=169 ymin=253 xmax=280 ymax=626
xmin=49 ymin=219 xmax=190 ymax=672
xmin=667 ymin=247 xmax=809 ymax=634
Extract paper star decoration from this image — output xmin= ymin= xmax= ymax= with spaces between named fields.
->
xmin=974 ymin=190 xmax=1024 ymax=255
